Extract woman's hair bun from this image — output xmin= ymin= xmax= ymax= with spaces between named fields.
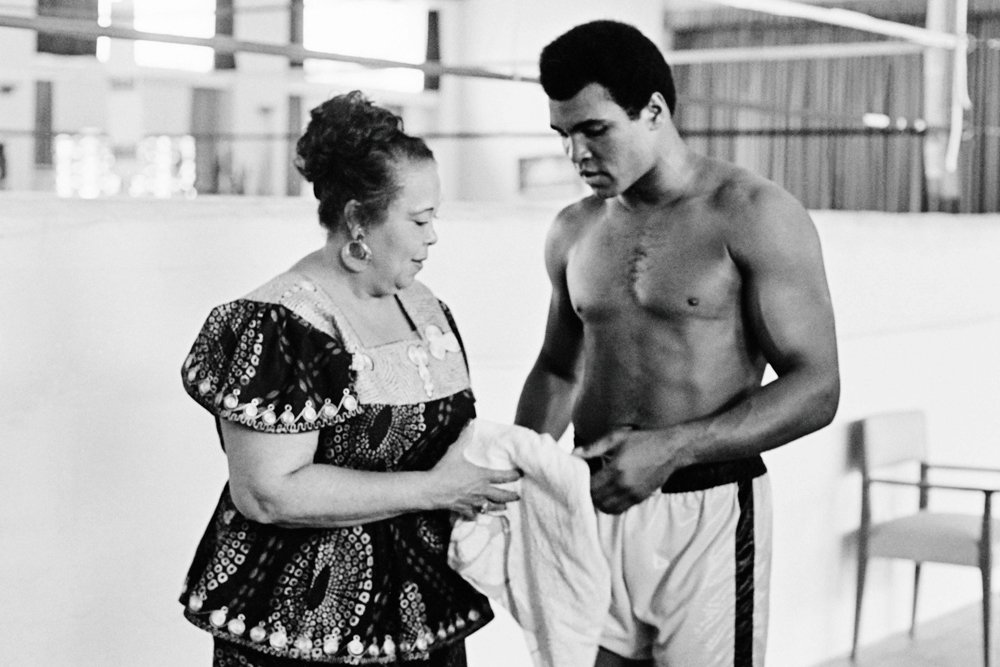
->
xmin=294 ymin=90 xmax=433 ymax=230
xmin=295 ymin=90 xmax=401 ymax=187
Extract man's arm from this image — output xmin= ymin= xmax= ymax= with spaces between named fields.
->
xmin=582 ymin=184 xmax=840 ymax=512
xmin=514 ymin=211 xmax=585 ymax=439
xmin=712 ymin=184 xmax=841 ymax=450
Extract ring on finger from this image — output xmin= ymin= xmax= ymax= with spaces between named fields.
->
xmin=478 ymin=500 xmax=489 ymax=514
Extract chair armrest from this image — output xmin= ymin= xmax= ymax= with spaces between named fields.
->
xmin=926 ymin=463 xmax=1000 ymax=475
xmin=869 ymin=477 xmax=1000 ymax=494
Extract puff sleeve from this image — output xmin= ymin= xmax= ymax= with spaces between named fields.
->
xmin=181 ymin=299 xmax=359 ymax=434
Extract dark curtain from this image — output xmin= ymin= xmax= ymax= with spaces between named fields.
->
xmin=34 ymin=81 xmax=53 ymax=166
xmin=36 ymin=0 xmax=98 ymax=56
xmin=289 ymin=0 xmax=304 ymax=69
xmin=286 ymin=94 xmax=303 ymax=196
xmin=965 ymin=14 xmax=1000 ymax=212
xmin=215 ymin=0 xmax=236 ymax=70
xmin=192 ymin=87 xmax=224 ymax=194
xmin=425 ymin=10 xmax=441 ymax=91
xmin=672 ymin=10 xmax=1000 ymax=212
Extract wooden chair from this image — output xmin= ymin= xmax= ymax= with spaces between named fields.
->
xmin=852 ymin=410 xmax=1000 ymax=665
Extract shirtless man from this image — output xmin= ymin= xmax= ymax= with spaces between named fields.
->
xmin=515 ymin=21 xmax=840 ymax=666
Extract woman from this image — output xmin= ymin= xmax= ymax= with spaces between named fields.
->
xmin=180 ymin=90 xmax=521 ymax=666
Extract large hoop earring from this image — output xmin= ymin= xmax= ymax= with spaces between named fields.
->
xmin=340 ymin=237 xmax=373 ymax=272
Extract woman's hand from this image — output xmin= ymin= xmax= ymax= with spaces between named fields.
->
xmin=223 ymin=420 xmax=521 ymax=527
xmin=426 ymin=432 xmax=522 ymax=520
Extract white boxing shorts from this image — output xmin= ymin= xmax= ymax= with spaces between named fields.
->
xmin=596 ymin=458 xmax=772 ymax=666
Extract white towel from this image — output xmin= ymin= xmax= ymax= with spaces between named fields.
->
xmin=448 ymin=419 xmax=611 ymax=667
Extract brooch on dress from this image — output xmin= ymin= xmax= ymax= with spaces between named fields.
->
xmin=408 ymin=325 xmax=460 ymax=397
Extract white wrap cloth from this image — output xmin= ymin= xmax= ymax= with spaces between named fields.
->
xmin=447 ymin=419 xmax=611 ymax=667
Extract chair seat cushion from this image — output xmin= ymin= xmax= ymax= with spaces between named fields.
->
xmin=869 ymin=511 xmax=1000 ymax=566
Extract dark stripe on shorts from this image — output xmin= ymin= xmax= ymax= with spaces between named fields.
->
xmin=734 ymin=477 xmax=756 ymax=666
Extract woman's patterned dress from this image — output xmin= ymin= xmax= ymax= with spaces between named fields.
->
xmin=179 ymin=273 xmax=491 ymax=664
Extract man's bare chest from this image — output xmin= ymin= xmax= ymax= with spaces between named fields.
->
xmin=565 ymin=218 xmax=740 ymax=322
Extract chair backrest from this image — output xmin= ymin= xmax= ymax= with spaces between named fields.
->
xmin=857 ymin=410 xmax=928 ymax=473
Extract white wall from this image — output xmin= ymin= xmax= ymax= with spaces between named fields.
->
xmin=768 ymin=212 xmax=1000 ymax=662
xmin=2 ymin=194 xmax=999 ymax=666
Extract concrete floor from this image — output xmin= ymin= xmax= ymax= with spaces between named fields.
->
xmin=816 ymin=596 xmax=994 ymax=667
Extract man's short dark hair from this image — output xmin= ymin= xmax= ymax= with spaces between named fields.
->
xmin=539 ymin=20 xmax=676 ymax=118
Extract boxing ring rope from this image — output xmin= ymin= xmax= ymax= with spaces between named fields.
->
xmin=0 ymin=13 xmax=530 ymax=83
xmin=664 ymin=40 xmax=926 ymax=63
xmin=698 ymin=0 xmax=968 ymax=49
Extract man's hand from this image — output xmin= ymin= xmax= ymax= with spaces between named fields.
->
xmin=574 ymin=426 xmax=691 ymax=514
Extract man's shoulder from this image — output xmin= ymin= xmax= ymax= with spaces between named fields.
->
xmin=701 ymin=160 xmax=810 ymax=229
xmin=699 ymin=160 xmax=819 ymax=261
xmin=540 ymin=196 xmax=604 ymax=265
xmin=555 ymin=194 xmax=604 ymax=222
xmin=705 ymin=161 xmax=785 ymax=209
xmin=550 ymin=195 xmax=604 ymax=236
